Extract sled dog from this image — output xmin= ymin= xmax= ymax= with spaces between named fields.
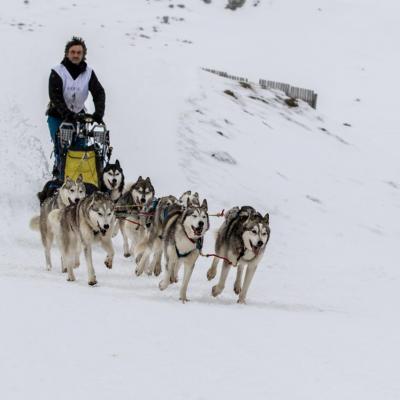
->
xmin=117 ymin=176 xmax=155 ymax=259
xmin=159 ymin=199 xmax=210 ymax=303
xmin=29 ymin=175 xmax=86 ymax=271
xmin=206 ymin=206 xmax=270 ymax=304
xmin=178 ymin=190 xmax=200 ymax=208
xmin=100 ymin=159 xmax=125 ymax=202
xmin=48 ymin=192 xmax=115 ymax=285
xmin=134 ymin=195 xmax=178 ymax=277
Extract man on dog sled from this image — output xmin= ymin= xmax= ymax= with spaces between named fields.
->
xmin=46 ymin=36 xmax=106 ymax=178
xmin=38 ymin=36 xmax=107 ymax=203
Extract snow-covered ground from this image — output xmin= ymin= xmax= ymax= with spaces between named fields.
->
xmin=0 ymin=0 xmax=399 ymax=399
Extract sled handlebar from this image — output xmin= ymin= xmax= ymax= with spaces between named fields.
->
xmin=58 ymin=121 xmax=109 ymax=145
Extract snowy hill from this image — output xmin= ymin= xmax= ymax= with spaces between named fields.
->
xmin=0 ymin=0 xmax=399 ymax=399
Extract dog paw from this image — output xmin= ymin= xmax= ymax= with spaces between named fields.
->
xmin=207 ymin=267 xmax=217 ymax=281
xmin=88 ymin=278 xmax=98 ymax=286
xmin=62 ymin=267 xmax=67 ymax=273
xmin=234 ymin=284 xmax=241 ymax=295
xmin=146 ymin=269 xmax=153 ymax=276
xmin=67 ymin=276 xmax=76 ymax=282
xmin=159 ymin=280 xmax=169 ymax=291
xmin=237 ymin=297 xmax=246 ymax=304
xmin=212 ymin=285 xmax=222 ymax=297
xmin=170 ymin=275 xmax=178 ymax=284
xmin=154 ymin=265 xmax=161 ymax=276
xmin=124 ymin=252 xmax=131 ymax=258
xmin=179 ymin=297 xmax=190 ymax=304
xmin=104 ymin=258 xmax=113 ymax=269
xmin=135 ymin=268 xmax=143 ymax=276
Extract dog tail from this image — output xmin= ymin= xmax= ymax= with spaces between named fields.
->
xmin=29 ymin=215 xmax=40 ymax=231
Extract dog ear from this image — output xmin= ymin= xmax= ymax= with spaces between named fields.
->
xmin=264 ymin=213 xmax=269 ymax=224
xmin=115 ymin=159 xmax=120 ymax=168
xmin=193 ymin=192 xmax=199 ymax=198
xmin=145 ymin=177 xmax=151 ymax=182
xmin=201 ymin=199 xmax=208 ymax=211
xmin=137 ymin=176 xmax=143 ymax=181
xmin=65 ymin=176 xmax=73 ymax=183
xmin=76 ymin=174 xmax=83 ymax=183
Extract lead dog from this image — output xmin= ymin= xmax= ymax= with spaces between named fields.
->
xmin=48 ymin=192 xmax=115 ymax=285
xmin=206 ymin=206 xmax=270 ymax=304
xmin=159 ymin=199 xmax=210 ymax=303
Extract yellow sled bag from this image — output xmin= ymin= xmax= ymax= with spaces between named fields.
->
xmin=64 ymin=150 xmax=99 ymax=187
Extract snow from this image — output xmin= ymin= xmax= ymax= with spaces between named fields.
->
xmin=0 ymin=0 xmax=399 ymax=399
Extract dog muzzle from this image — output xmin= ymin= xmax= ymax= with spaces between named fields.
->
xmin=191 ymin=225 xmax=203 ymax=236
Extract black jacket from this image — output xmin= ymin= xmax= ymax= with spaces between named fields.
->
xmin=46 ymin=58 xmax=105 ymax=120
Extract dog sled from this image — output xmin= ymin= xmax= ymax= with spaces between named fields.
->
xmin=38 ymin=114 xmax=112 ymax=204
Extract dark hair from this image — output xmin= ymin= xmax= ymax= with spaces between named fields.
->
xmin=64 ymin=36 xmax=87 ymax=60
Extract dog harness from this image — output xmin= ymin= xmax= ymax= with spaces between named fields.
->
xmin=174 ymin=223 xmax=204 ymax=258
xmin=53 ymin=64 xmax=93 ymax=113
xmin=175 ymin=237 xmax=203 ymax=258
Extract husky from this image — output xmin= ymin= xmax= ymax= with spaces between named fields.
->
xmin=48 ymin=192 xmax=115 ymax=285
xmin=116 ymin=176 xmax=155 ymax=259
xmin=158 ymin=199 xmax=210 ymax=303
xmin=29 ymin=175 xmax=86 ymax=271
xmin=134 ymin=195 xmax=178 ymax=277
xmin=134 ymin=190 xmax=201 ymax=277
xmin=206 ymin=206 xmax=270 ymax=304
xmin=100 ymin=159 xmax=125 ymax=202
xmin=178 ymin=190 xmax=200 ymax=208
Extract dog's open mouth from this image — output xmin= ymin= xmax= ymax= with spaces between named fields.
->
xmin=108 ymin=179 xmax=117 ymax=188
xmin=192 ymin=226 xmax=203 ymax=236
xmin=250 ymin=242 xmax=261 ymax=254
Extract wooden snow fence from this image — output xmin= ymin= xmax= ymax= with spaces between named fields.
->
xmin=259 ymin=79 xmax=318 ymax=109
xmin=203 ymin=68 xmax=318 ymax=109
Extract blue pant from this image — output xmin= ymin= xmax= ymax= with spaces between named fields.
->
xmin=47 ymin=116 xmax=62 ymax=173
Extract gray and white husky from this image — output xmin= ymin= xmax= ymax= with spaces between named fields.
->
xmin=134 ymin=190 xmax=202 ymax=277
xmin=29 ymin=175 xmax=86 ymax=271
xmin=100 ymin=159 xmax=125 ymax=202
xmin=178 ymin=190 xmax=200 ymax=208
xmin=117 ymin=176 xmax=155 ymax=259
xmin=206 ymin=206 xmax=270 ymax=304
xmin=134 ymin=195 xmax=178 ymax=277
xmin=48 ymin=192 xmax=115 ymax=285
xmin=159 ymin=199 xmax=210 ymax=303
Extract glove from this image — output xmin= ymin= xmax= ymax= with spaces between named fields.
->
xmin=92 ymin=112 xmax=104 ymax=124
xmin=64 ymin=112 xmax=85 ymax=124
xmin=63 ymin=111 xmax=77 ymax=123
